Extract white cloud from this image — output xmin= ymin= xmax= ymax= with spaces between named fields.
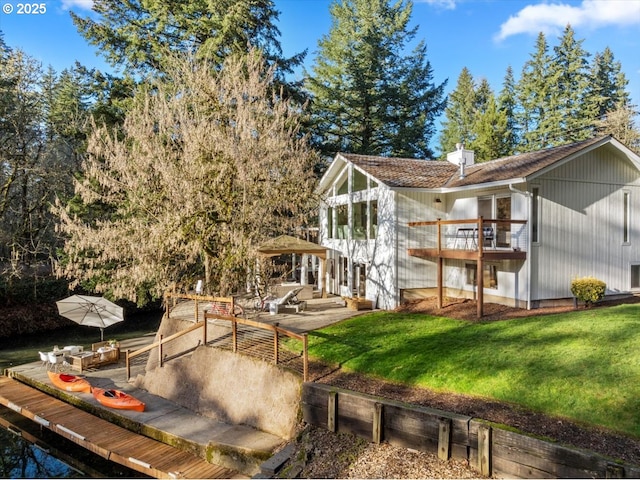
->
xmin=495 ymin=0 xmax=640 ymax=42
xmin=61 ymin=0 xmax=94 ymax=10
xmin=415 ymin=0 xmax=457 ymax=10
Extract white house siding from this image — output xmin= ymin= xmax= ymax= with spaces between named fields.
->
xmin=531 ymin=148 xmax=640 ymax=302
xmin=396 ymin=191 xmax=442 ymax=292
xmin=367 ymin=187 xmax=397 ymax=309
xmin=319 ymin=181 xmax=399 ymax=309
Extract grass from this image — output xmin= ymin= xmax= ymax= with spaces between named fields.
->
xmin=0 ymin=311 xmax=162 ymax=372
xmin=307 ymin=303 xmax=640 ymax=439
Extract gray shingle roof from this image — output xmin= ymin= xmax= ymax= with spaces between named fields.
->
xmin=339 ymin=136 xmax=610 ymax=189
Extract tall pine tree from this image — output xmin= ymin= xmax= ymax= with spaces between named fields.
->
xmin=589 ymin=46 xmax=631 ymax=120
xmin=72 ymin=0 xmax=303 ymax=79
xmin=548 ymin=25 xmax=593 ymax=144
xmin=497 ymin=66 xmax=518 ymax=156
xmin=306 ymin=0 xmax=446 ymax=159
xmin=438 ymin=67 xmax=476 ymax=157
xmin=470 ymin=79 xmax=508 ymax=162
xmin=516 ymin=32 xmax=552 ymax=152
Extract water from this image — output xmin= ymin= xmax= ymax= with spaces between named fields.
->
xmin=0 ymin=406 xmax=149 ymax=478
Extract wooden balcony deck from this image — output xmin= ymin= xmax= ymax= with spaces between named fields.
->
xmin=408 ymin=247 xmax=526 ymax=261
xmin=407 ymin=217 xmax=528 ymax=318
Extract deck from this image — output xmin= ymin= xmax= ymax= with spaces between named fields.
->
xmin=408 ymin=247 xmax=526 ymax=260
xmin=0 ymin=375 xmax=235 ymax=479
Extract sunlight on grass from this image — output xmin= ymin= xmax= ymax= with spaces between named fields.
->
xmin=307 ymin=305 xmax=640 ymax=438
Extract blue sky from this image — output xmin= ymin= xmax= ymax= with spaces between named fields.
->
xmin=1 ymin=0 xmax=639 ymax=128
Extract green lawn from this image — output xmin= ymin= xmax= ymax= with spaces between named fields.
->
xmin=307 ymin=303 xmax=640 ymax=438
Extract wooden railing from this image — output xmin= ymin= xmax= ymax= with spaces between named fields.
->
xmin=203 ymin=310 xmax=309 ymax=381
xmin=163 ymin=291 xmax=238 ymax=322
xmin=408 ymin=216 xmax=528 ymax=253
xmin=125 ymin=321 xmax=205 ymax=379
xmin=125 ymin=307 xmax=309 ymax=381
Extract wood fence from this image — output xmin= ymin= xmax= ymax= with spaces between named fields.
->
xmin=302 ymin=383 xmax=640 ymax=479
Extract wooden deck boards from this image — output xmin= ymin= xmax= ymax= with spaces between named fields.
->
xmin=0 ymin=376 xmax=235 ymax=479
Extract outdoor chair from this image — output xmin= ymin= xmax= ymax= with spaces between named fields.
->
xmin=39 ymin=351 xmax=49 ymax=369
xmin=272 ymin=287 xmax=306 ymax=313
xmin=48 ymin=352 xmax=65 ymax=372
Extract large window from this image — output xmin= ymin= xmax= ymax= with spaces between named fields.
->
xmin=353 ymin=202 xmax=367 ymax=239
xmin=369 ymin=201 xmax=378 ymax=239
xmin=327 ymin=206 xmax=334 ymax=239
xmin=336 ymin=205 xmax=348 ymax=239
xmin=353 ymin=169 xmax=368 ymax=192
xmin=478 ymin=195 xmax=512 ymax=247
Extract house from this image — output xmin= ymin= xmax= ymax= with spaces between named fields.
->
xmin=316 ymin=135 xmax=640 ymax=312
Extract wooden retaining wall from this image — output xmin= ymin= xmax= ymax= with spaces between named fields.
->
xmin=302 ymin=383 xmax=640 ymax=479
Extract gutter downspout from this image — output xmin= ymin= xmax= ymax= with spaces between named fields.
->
xmin=509 ymin=184 xmax=532 ymax=310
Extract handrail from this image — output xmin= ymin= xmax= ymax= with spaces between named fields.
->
xmin=408 ymin=218 xmax=527 ymax=227
xmin=125 ymin=307 xmax=309 ymax=381
xmin=203 ymin=310 xmax=309 ymax=381
xmin=163 ymin=291 xmax=236 ymax=322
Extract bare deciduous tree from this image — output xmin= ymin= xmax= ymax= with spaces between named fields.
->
xmin=55 ymin=50 xmax=319 ymax=303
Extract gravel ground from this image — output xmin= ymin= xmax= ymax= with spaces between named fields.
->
xmin=281 ymin=425 xmax=480 ymax=479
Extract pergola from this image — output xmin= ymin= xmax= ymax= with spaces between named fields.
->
xmin=257 ymin=235 xmax=328 ymax=296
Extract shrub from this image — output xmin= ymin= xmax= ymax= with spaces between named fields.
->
xmin=570 ymin=277 xmax=606 ymax=307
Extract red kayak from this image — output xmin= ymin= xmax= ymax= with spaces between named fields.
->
xmin=48 ymin=371 xmax=91 ymax=393
xmin=92 ymin=387 xmax=145 ymax=412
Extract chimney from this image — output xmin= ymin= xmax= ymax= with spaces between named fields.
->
xmin=446 ymin=143 xmax=474 ymax=179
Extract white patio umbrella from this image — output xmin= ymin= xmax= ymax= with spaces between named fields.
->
xmin=56 ymin=295 xmax=124 ymax=341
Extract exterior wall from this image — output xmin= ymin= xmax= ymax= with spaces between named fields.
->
xmin=319 ymin=164 xmax=399 ymax=309
xmin=396 ymin=191 xmax=443 ymax=291
xmin=530 ymin=148 xmax=640 ymax=301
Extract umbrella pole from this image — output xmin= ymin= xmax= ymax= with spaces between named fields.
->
xmin=100 ymin=328 xmax=104 ymax=342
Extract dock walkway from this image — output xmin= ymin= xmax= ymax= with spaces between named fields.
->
xmin=0 ymin=375 xmax=235 ymax=478
xmin=4 ymin=348 xmax=283 ymax=478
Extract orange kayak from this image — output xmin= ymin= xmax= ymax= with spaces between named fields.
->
xmin=48 ymin=371 xmax=91 ymax=393
xmin=92 ymin=387 xmax=145 ymax=412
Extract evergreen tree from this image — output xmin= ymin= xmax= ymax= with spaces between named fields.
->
xmin=71 ymin=0 xmax=304 ymax=79
xmin=497 ymin=66 xmax=518 ymax=156
xmin=548 ymin=25 xmax=593 ymax=143
xmin=438 ymin=67 xmax=476 ymax=157
xmin=516 ymin=32 xmax=552 ymax=152
xmin=589 ymin=47 xmax=631 ymax=119
xmin=306 ymin=0 xmax=446 ymax=159
xmin=469 ymin=79 xmax=508 ymax=162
